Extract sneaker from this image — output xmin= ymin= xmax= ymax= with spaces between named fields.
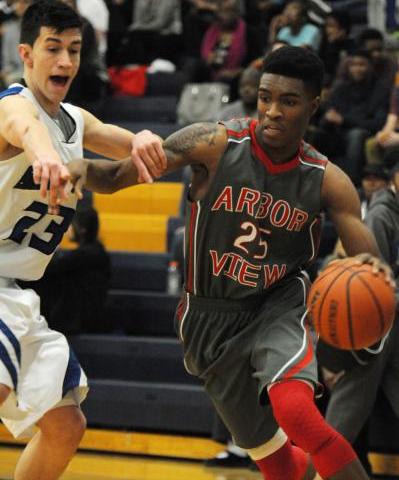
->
xmin=204 ymin=450 xmax=252 ymax=468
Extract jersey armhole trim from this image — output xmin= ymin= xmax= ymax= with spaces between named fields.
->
xmin=0 ymin=86 xmax=23 ymax=100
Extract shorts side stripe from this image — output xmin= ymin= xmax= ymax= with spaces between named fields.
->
xmin=271 ymin=311 xmax=309 ymax=382
xmin=271 ymin=277 xmax=313 ymax=382
xmin=62 ymin=347 xmax=82 ymax=397
xmin=0 ymin=342 xmax=18 ymax=389
xmin=0 ymin=318 xmax=21 ymax=365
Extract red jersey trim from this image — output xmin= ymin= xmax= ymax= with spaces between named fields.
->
xmin=249 ymin=119 xmax=300 ymax=174
xmin=283 ymin=325 xmax=314 ymax=380
xmin=226 ymin=128 xmax=250 ymax=139
xmin=186 ymin=202 xmax=198 ymax=294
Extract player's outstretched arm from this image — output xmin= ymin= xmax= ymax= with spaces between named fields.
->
xmin=0 ymin=95 xmax=70 ymax=214
xmin=132 ymin=122 xmax=227 ymax=186
xmin=322 ymin=162 xmax=394 ymax=284
xmin=80 ymin=108 xmax=166 ymax=183
xmin=69 ymin=122 xmax=227 ymax=194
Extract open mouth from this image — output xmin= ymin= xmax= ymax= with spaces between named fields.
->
xmin=49 ymin=75 xmax=69 ymax=87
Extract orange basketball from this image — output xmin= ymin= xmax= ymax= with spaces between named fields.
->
xmin=307 ymin=258 xmax=396 ymax=350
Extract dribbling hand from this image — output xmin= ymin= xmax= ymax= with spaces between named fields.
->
xmin=354 ymin=253 xmax=395 ymax=287
xmin=131 ymin=130 xmax=166 ymax=183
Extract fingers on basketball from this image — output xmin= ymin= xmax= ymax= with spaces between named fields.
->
xmin=308 ymin=260 xmax=396 ymax=350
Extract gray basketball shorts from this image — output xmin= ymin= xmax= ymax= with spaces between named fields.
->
xmin=175 ymin=274 xmax=319 ymax=449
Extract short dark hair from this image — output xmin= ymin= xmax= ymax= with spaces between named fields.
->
xmin=262 ymin=46 xmax=324 ymax=97
xmin=361 ymin=164 xmax=389 ymax=181
xmin=327 ymin=11 xmax=351 ymax=34
xmin=350 ymin=48 xmax=372 ymax=61
xmin=73 ymin=206 xmax=99 ymax=244
xmin=21 ymin=0 xmax=82 ymax=45
xmin=358 ymin=27 xmax=384 ymax=44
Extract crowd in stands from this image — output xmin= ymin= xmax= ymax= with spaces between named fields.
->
xmin=0 ymin=0 xmax=396 ymax=185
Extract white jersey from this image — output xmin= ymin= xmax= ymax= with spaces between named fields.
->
xmin=0 ymin=83 xmax=84 ymax=281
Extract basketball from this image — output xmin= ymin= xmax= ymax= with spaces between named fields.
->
xmin=308 ymin=258 xmax=396 ymax=350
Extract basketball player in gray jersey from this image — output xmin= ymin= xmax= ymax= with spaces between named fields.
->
xmin=0 ymin=1 xmax=164 ymax=479
xmin=70 ymin=47 xmax=393 ymax=480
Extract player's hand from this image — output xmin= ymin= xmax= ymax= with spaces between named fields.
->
xmin=131 ymin=130 xmax=166 ymax=183
xmin=354 ymin=253 xmax=396 ymax=287
xmin=32 ymin=155 xmax=71 ymax=215
xmin=66 ymin=159 xmax=88 ymax=200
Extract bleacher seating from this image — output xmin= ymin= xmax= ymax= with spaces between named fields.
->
xmin=109 ymin=252 xmax=170 ymax=291
xmin=70 ymin=335 xmax=214 ymax=435
xmin=102 ymin=95 xmax=178 ymax=123
xmin=146 ymin=72 xmax=187 ymax=97
xmin=104 ymin=290 xmax=179 ymax=336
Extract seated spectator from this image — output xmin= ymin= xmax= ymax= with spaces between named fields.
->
xmin=357 ymin=27 xmax=397 ymax=90
xmin=218 ymin=66 xmax=261 ymax=120
xmin=0 ymin=0 xmax=32 ymax=87
xmin=245 ymin=0 xmax=285 ymax=61
xmin=182 ymin=0 xmax=218 ymax=59
xmin=318 ymin=161 xmax=399 ymax=475
xmin=366 ymin=85 xmax=399 ymax=166
xmin=270 ymin=0 xmax=322 ymax=51
xmin=318 ymin=11 xmax=354 ymax=88
xmin=120 ymin=0 xmax=183 ymax=67
xmin=199 ymin=0 xmax=247 ymax=94
xmin=359 ymin=163 xmax=391 ymax=217
xmin=77 ymin=0 xmax=109 ymax=57
xmin=23 ymin=207 xmax=111 ymax=336
xmin=105 ymin=0 xmax=132 ymax=67
xmin=62 ymin=0 xmax=108 ymax=114
xmin=311 ymin=49 xmax=391 ymax=184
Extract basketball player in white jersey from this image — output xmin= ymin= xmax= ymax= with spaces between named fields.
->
xmin=0 ymin=1 xmax=165 ymax=479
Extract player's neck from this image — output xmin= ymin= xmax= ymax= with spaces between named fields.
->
xmin=23 ymin=76 xmax=61 ymax=118
xmin=263 ymin=143 xmax=300 ymax=165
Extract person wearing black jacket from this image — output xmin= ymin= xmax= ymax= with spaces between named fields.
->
xmin=312 ymin=49 xmax=391 ymax=184
xmin=318 ymin=161 xmax=399 ymax=475
xmin=24 ymin=206 xmax=111 ymax=335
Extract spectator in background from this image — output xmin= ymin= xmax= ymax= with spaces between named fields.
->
xmin=62 ymin=0 xmax=108 ymax=114
xmin=312 ymin=49 xmax=390 ymax=184
xmin=105 ymin=0 xmax=132 ymax=66
xmin=318 ymin=11 xmax=354 ymax=89
xmin=200 ymin=0 xmax=247 ymax=98
xmin=25 ymin=207 xmax=111 ymax=336
xmin=0 ymin=0 xmax=32 ymax=87
xmin=318 ymin=161 xmax=399 ymax=475
xmin=218 ymin=66 xmax=261 ymax=120
xmin=270 ymin=0 xmax=322 ymax=51
xmin=245 ymin=0 xmax=285 ymax=62
xmin=77 ymin=0 xmax=109 ymax=57
xmin=359 ymin=164 xmax=391 ymax=217
xmin=357 ymin=27 xmax=397 ymax=90
xmin=366 ymin=84 xmax=399 ymax=166
xmin=120 ymin=0 xmax=182 ymax=67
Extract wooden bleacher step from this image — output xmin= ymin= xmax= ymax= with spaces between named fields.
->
xmin=93 ymin=183 xmax=184 ymax=216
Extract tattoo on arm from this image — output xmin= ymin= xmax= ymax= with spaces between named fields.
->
xmin=164 ymin=123 xmax=218 ymax=160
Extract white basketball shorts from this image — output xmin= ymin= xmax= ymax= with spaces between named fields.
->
xmin=0 ymin=278 xmax=88 ymax=438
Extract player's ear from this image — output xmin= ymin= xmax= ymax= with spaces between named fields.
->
xmin=18 ymin=43 xmax=33 ymax=68
xmin=310 ymin=96 xmax=320 ymax=117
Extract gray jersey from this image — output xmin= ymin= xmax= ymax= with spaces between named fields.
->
xmin=184 ymin=118 xmax=327 ymax=299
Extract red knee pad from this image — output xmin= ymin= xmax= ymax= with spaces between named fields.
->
xmin=268 ymin=380 xmax=356 ymax=478
xmin=255 ymin=441 xmax=308 ymax=480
